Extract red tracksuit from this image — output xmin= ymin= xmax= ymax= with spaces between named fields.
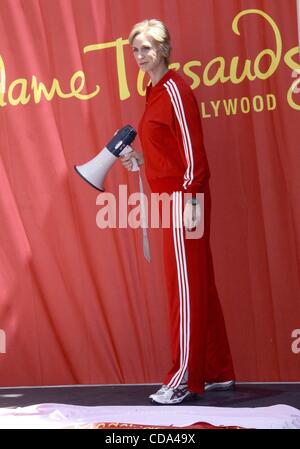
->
xmin=138 ymin=69 xmax=235 ymax=393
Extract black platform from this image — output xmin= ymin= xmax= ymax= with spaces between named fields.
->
xmin=0 ymin=383 xmax=299 ymax=409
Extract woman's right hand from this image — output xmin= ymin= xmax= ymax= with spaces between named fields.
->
xmin=120 ymin=148 xmax=144 ymax=171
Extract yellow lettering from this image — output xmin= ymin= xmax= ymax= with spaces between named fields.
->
xmin=84 ymin=38 xmax=130 ymax=100
xmin=284 ymin=46 xmax=300 ymax=72
xmin=223 ymin=98 xmax=238 ymax=115
xmin=266 ymin=93 xmax=276 ymax=110
xmin=31 ymin=76 xmax=72 ymax=103
xmin=200 ymin=93 xmax=277 ymax=117
xmin=8 ymin=79 xmax=30 ymax=106
xmin=69 ymin=70 xmax=100 ymax=100
xmin=229 ymin=56 xmax=256 ymax=83
xmin=183 ymin=61 xmax=201 ymax=89
xmin=0 ymin=54 xmax=7 ymax=106
xmin=232 ymin=9 xmax=282 ymax=81
xmin=210 ymin=100 xmax=221 ymax=117
xmin=200 ymin=102 xmax=211 ymax=118
xmin=252 ymin=95 xmax=264 ymax=112
xmin=168 ymin=62 xmax=181 ymax=71
xmin=240 ymin=96 xmax=251 ymax=113
xmin=254 ymin=49 xmax=280 ymax=80
xmin=0 ymin=14 xmax=297 ymax=113
xmin=287 ymin=77 xmax=300 ymax=110
xmin=203 ymin=57 xmax=231 ymax=86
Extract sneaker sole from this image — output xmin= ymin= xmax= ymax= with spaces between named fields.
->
xmin=150 ymin=393 xmax=197 ymax=405
xmin=205 ymin=381 xmax=235 ymax=392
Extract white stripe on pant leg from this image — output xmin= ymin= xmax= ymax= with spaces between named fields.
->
xmin=168 ymin=192 xmax=190 ymax=388
xmin=178 ymin=192 xmax=191 ymax=382
xmin=174 ymin=192 xmax=190 ymax=387
xmin=168 ymin=192 xmax=186 ymax=388
xmin=174 ymin=193 xmax=185 ymax=376
xmin=168 ymin=192 xmax=185 ymax=388
xmin=171 ymin=192 xmax=190 ymax=387
xmin=174 ymin=192 xmax=188 ymax=386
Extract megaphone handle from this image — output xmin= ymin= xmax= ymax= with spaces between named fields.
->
xmin=120 ymin=145 xmax=139 ymax=172
xmin=131 ymin=157 xmax=139 ymax=172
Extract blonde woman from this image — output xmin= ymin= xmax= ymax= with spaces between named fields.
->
xmin=122 ymin=19 xmax=235 ymax=405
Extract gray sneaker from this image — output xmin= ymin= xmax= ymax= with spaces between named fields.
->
xmin=204 ymin=380 xmax=235 ymax=392
xmin=149 ymin=384 xmax=195 ymax=405
xmin=149 ymin=384 xmax=168 ymax=398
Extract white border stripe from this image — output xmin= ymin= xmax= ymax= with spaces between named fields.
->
xmin=164 ymin=81 xmax=192 ymax=189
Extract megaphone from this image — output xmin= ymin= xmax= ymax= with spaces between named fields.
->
xmin=74 ymin=124 xmax=137 ymax=191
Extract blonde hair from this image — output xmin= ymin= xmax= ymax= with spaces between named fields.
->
xmin=128 ymin=19 xmax=171 ymax=65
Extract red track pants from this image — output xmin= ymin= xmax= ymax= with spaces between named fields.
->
xmin=161 ymin=186 xmax=235 ymax=393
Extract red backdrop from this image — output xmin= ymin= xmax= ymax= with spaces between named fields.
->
xmin=0 ymin=0 xmax=300 ymax=386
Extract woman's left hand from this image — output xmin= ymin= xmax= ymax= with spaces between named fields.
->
xmin=183 ymin=200 xmax=201 ymax=231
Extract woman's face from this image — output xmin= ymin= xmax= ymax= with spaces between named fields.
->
xmin=132 ymin=32 xmax=165 ymax=73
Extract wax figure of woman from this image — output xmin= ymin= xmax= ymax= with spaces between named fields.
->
xmin=121 ymin=19 xmax=235 ymax=405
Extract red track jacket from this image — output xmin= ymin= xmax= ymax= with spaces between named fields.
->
xmin=138 ymin=69 xmax=210 ymax=194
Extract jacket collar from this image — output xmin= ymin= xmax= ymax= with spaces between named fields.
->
xmin=146 ymin=69 xmax=174 ymax=96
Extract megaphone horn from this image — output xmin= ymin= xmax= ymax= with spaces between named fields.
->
xmin=74 ymin=124 xmax=137 ymax=191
